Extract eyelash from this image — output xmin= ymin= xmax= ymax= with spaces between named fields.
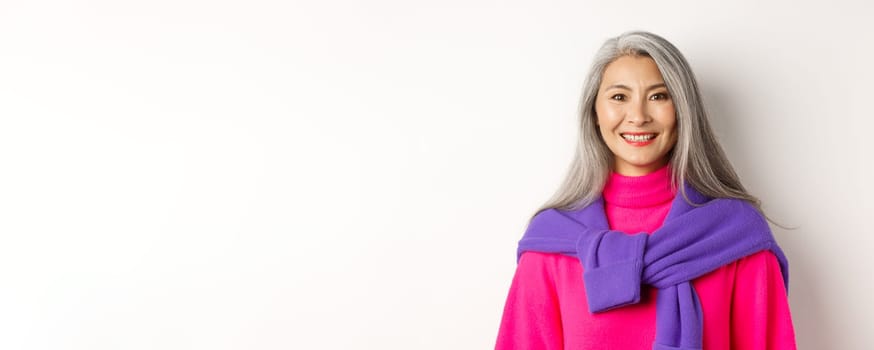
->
xmin=610 ymin=93 xmax=669 ymax=101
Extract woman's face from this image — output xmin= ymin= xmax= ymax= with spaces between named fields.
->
xmin=595 ymin=55 xmax=678 ymax=176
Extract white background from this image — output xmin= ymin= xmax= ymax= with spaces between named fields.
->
xmin=1 ymin=0 xmax=872 ymax=349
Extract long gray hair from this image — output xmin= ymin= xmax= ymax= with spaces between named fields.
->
xmin=531 ymin=30 xmax=764 ymax=221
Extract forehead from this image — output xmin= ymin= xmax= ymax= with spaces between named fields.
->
xmin=600 ymin=55 xmax=665 ymax=86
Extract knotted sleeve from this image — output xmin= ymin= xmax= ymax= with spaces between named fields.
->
xmin=576 ymin=229 xmax=649 ymax=313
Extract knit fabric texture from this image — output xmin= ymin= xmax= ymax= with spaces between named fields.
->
xmin=516 ymin=181 xmax=789 ymax=350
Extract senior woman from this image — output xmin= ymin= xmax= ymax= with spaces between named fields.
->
xmin=495 ymin=31 xmax=796 ymax=350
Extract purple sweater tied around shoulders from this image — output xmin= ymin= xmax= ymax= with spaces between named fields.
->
xmin=516 ymin=183 xmax=789 ymax=350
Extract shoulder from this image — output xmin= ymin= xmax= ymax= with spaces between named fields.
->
xmin=516 ymin=251 xmax=584 ymax=289
xmin=695 ymin=250 xmax=781 ymax=289
xmin=735 ymin=250 xmax=782 ymax=275
xmin=701 ymin=196 xmax=760 ymax=214
xmin=708 ymin=250 xmax=784 ymax=284
xmin=695 ymin=196 xmax=770 ymax=230
xmin=518 ymin=251 xmax=583 ymax=274
xmin=519 ymin=251 xmax=577 ymax=267
xmin=681 ymin=184 xmax=764 ymax=219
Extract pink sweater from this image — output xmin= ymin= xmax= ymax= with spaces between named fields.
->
xmin=495 ymin=165 xmax=796 ymax=349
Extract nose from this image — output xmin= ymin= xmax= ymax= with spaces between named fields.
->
xmin=626 ymin=99 xmax=652 ymax=126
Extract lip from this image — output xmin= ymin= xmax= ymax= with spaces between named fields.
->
xmin=620 ymin=132 xmax=657 ymax=147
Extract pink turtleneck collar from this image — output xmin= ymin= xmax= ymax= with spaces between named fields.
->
xmin=602 ymin=164 xmax=676 ymax=209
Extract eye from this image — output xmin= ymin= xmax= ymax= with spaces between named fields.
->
xmin=610 ymin=94 xmax=626 ymax=101
xmin=650 ymin=92 xmax=669 ymax=101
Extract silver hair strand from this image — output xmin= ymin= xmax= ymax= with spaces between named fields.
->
xmin=531 ymin=30 xmax=766 ymax=222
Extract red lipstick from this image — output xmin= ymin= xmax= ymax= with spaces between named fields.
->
xmin=621 ymin=132 xmax=657 ymax=147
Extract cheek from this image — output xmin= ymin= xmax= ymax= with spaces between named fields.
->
xmin=595 ymin=112 xmax=616 ymax=138
xmin=595 ymin=103 xmax=621 ymax=127
xmin=666 ymin=119 xmax=679 ymax=146
xmin=658 ymin=106 xmax=677 ymax=130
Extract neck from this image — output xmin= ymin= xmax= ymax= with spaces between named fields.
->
xmin=613 ymin=158 xmax=670 ymax=176
xmin=603 ymin=163 xmax=675 ymax=209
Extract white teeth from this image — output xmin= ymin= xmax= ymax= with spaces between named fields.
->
xmin=622 ymin=134 xmax=655 ymax=141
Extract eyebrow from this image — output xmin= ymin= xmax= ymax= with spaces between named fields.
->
xmin=604 ymin=83 xmax=667 ymax=91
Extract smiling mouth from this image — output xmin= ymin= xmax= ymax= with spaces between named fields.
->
xmin=620 ymin=133 xmax=657 ymax=142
